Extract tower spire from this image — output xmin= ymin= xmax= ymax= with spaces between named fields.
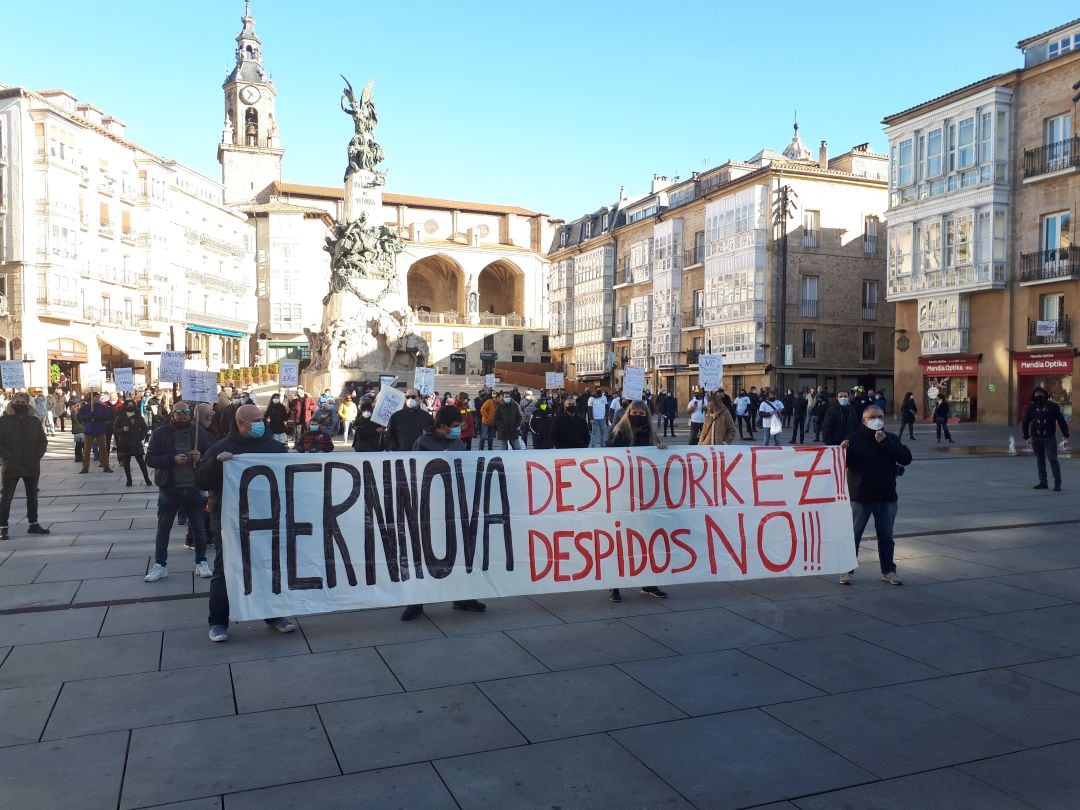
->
xmin=227 ymin=0 xmax=267 ymax=84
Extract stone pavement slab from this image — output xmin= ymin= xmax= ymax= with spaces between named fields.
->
xmin=100 ymin=597 xmax=210 ymax=635
xmin=764 ymin=687 xmax=1020 ymax=779
xmin=35 ymin=556 xmax=149 ymax=582
xmin=0 ymin=729 xmax=128 ymax=810
xmin=231 ymin=647 xmax=401 ymax=713
xmin=423 ymin=594 xmax=564 ymax=635
xmin=297 ymin=607 xmax=444 ymax=652
xmin=0 ymin=682 xmax=61 ymax=747
xmin=612 ymin=710 xmax=874 ymax=809
xmin=623 ymin=606 xmax=791 ymax=653
xmin=120 ymin=707 xmax=339 ymax=809
xmin=1011 ymin=653 xmax=1080 ymax=693
xmin=895 ymin=668 xmax=1080 ymax=747
xmin=911 ymin=578 xmax=1068 ymax=613
xmin=744 ymin=634 xmax=945 ymax=693
xmin=434 ymin=733 xmax=692 ymax=809
xmin=995 ymin=569 xmax=1080 ymax=602
xmin=161 ymin=622 xmax=310 ymax=669
xmin=506 ymin=618 xmax=676 ymax=669
xmin=0 ymin=605 xmax=105 ymax=646
xmin=724 ymin=596 xmax=898 ymax=638
xmin=479 ymin=664 xmax=685 ymax=741
xmin=526 ymin=588 xmax=673 ymax=622
xmin=618 ymin=648 xmax=824 ymax=716
xmin=73 ymin=572 xmax=193 ymax=603
xmin=318 ymin=683 xmax=526 ymax=772
xmin=792 ymin=768 xmax=1034 ymax=810
xmin=0 ymin=631 xmax=161 ymax=688
xmin=0 ymin=561 xmax=46 ymax=585
xmin=377 ymin=631 xmax=547 ymax=690
xmin=0 ymin=580 xmax=78 ymax=610
xmin=851 ymin=620 xmax=1049 ymax=674
xmin=953 ymin=604 xmax=1080 ymax=656
xmin=43 ymin=664 xmax=234 ymax=739
xmin=957 ymin=739 xmax=1080 ymax=809
xmin=223 ymin=763 xmax=458 ymax=810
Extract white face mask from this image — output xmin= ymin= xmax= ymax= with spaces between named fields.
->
xmin=405 ymin=398 xmax=419 ymax=409
xmin=838 ymin=397 xmax=850 ymax=406
xmin=361 ymin=411 xmax=372 ymax=419
xmin=866 ymin=418 xmax=885 ymax=431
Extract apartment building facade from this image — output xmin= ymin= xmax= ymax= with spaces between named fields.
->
xmin=884 ymin=17 xmax=1079 ymax=424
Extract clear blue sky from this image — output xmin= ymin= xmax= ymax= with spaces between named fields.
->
xmin=0 ymin=1 xmax=1063 ymax=218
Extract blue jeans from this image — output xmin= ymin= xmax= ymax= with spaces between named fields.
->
xmin=762 ymin=427 xmax=781 ymax=446
xmin=851 ymin=500 xmax=898 ymax=574
xmin=155 ymin=488 xmax=208 ymax=565
xmin=479 ymin=423 xmax=494 ymax=450
xmin=591 ymin=419 xmax=609 ymax=447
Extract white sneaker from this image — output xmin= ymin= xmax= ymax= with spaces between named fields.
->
xmin=144 ymin=563 xmax=169 ymax=582
xmin=208 ymin=625 xmax=229 ymax=643
xmin=194 ymin=561 xmax=212 ymax=578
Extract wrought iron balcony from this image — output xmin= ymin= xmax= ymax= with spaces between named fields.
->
xmin=1027 ymin=317 xmax=1072 ymax=346
xmin=1023 ymin=137 xmax=1080 ymax=179
xmin=862 ymin=303 xmax=878 ymax=321
xmin=1019 ymin=246 xmax=1080 ymax=284
xmin=800 ymin=299 xmax=819 ymax=318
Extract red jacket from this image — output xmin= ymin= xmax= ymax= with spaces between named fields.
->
xmin=457 ymin=406 xmax=476 ymax=440
xmin=289 ymin=395 xmax=317 ymax=424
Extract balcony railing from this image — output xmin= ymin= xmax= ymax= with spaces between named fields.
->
xmin=863 ymin=235 xmax=877 ymax=255
xmin=1023 ymin=136 xmax=1080 ymax=179
xmin=1019 ymin=246 xmax=1080 ymax=284
xmin=1028 ymin=317 xmax=1072 ymax=346
xmin=802 ymin=232 xmax=819 ymax=249
xmin=682 ymin=245 xmax=705 ymax=267
xmin=479 ymin=312 xmax=525 ymax=328
xmin=887 ymin=262 xmax=1007 ymax=299
xmin=862 ymin=303 xmax=878 ymax=321
xmin=82 ymin=306 xmax=140 ymax=329
xmin=185 ymin=310 xmax=254 ymax=333
xmin=800 ymin=299 xmax=819 ymax=318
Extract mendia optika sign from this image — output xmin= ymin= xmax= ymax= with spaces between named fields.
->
xmin=221 ymin=447 xmax=857 ymax=619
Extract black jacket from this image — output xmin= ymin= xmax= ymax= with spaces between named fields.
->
xmin=900 ymin=397 xmax=918 ymax=423
xmin=351 ymin=416 xmax=383 ymax=452
xmin=822 ymin=403 xmax=858 ymax=446
xmin=530 ymin=410 xmax=555 ymax=449
xmin=264 ymin=402 xmax=289 ymax=434
xmin=845 ymin=426 xmax=912 ymax=503
xmin=146 ymin=423 xmax=213 ymax=488
xmin=112 ymin=412 xmax=149 ymax=454
xmin=792 ymin=396 xmax=809 ymax=417
xmin=933 ymin=401 xmax=950 ymax=422
xmin=384 ymin=408 xmax=433 ymax=452
xmin=1022 ymin=401 xmax=1070 ymax=440
xmin=0 ymin=412 xmax=48 ymax=478
xmin=551 ymin=412 xmax=590 ymax=449
xmin=607 ymin=426 xmax=653 ymax=447
xmin=194 ymin=429 xmax=288 ymax=515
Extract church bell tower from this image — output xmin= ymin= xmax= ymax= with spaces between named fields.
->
xmin=218 ymin=1 xmax=283 ymax=203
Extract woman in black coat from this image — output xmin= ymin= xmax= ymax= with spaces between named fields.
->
xmin=933 ymin=397 xmax=954 ymax=443
xmin=113 ymin=398 xmax=151 ymax=486
xmin=899 ymin=392 xmax=918 ymax=440
xmin=351 ymin=401 xmax=384 ymax=452
xmin=551 ymin=397 xmax=590 ymax=449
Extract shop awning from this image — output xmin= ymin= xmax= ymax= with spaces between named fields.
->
xmin=187 ymin=325 xmax=246 ymax=339
xmin=97 ymin=330 xmax=160 ymax=362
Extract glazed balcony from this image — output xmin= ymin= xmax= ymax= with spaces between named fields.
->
xmin=1018 ymin=246 xmax=1080 ymax=285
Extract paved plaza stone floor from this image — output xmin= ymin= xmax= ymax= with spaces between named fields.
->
xmin=0 ymin=424 xmax=1077 ymax=808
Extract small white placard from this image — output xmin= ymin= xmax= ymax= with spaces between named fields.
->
xmin=113 ymin=367 xmax=134 ymax=392
xmin=484 ymin=373 xmax=497 ymax=389
xmin=545 ymin=372 xmax=565 ymax=389
xmin=0 ymin=361 xmax=25 ymax=390
xmin=181 ymin=370 xmax=218 ymax=404
xmin=414 ymin=367 xmax=436 ymax=396
xmin=698 ymin=354 xmax=723 ymax=392
xmin=622 ymin=366 xmax=645 ymax=401
xmin=371 ymin=385 xmax=405 ymax=427
xmin=159 ymin=351 xmax=186 ymax=383
xmin=279 ymin=360 xmax=300 ymax=388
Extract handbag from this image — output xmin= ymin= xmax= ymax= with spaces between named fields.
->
xmin=769 ymin=413 xmax=783 ymax=435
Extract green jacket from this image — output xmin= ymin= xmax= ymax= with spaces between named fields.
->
xmin=493 ymin=401 xmax=522 ymax=440
xmin=0 ymin=412 xmax=49 ymax=477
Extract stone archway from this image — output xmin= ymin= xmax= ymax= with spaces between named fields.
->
xmin=478 ymin=259 xmax=524 ymax=318
xmin=407 ymin=254 xmax=465 ymax=318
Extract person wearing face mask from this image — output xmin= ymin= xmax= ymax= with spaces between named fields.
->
xmin=478 ymin=390 xmax=496 ymax=450
xmin=606 ymin=401 xmax=668 ymax=601
xmin=932 ymin=396 xmax=954 ymax=443
xmin=289 ymin=387 xmax=318 ymax=446
xmin=587 ymin=388 xmax=610 ymax=447
xmin=337 ymin=395 xmax=358 ymax=444
xmin=494 ymin=391 xmax=523 ymax=450
xmin=552 ymin=396 xmax=590 ymax=449
xmin=530 ymin=398 xmax=555 ymax=449
xmin=839 ymin=405 xmax=912 ymax=586
xmin=197 ymin=405 xmax=295 ymax=642
xmin=144 ymin=401 xmax=214 ymax=582
xmin=400 ymin=408 xmax=487 ymax=620
xmin=384 ymin=388 xmax=434 ymax=452
xmin=734 ymin=390 xmax=754 ymax=440
xmin=1022 ymin=386 xmax=1070 ymax=491
xmin=264 ymin=393 xmax=290 ymax=445
xmin=899 ymin=392 xmax=918 ymax=441
xmin=312 ymin=399 xmax=341 ymax=438
xmin=758 ymin=391 xmax=784 ymax=447
xmin=810 ymin=389 xmax=830 ymax=442
xmin=77 ymin=393 xmax=115 ymax=473
xmin=0 ymin=392 xmax=50 ymax=540
xmin=822 ymin=389 xmax=858 ymax=446
xmin=113 ymin=398 xmax=152 ymax=487
xmin=297 ymin=418 xmax=335 ymax=453
xmin=455 ymin=393 xmax=477 ymax=450
xmin=519 ymin=390 xmax=537 ymax=448
xmin=351 ymin=399 xmax=384 ymax=452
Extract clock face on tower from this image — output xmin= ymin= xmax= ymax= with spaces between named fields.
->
xmin=239 ymin=85 xmax=261 ymax=105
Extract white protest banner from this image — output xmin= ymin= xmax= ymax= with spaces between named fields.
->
xmin=0 ymin=361 xmax=25 ymax=390
xmin=371 ymin=385 xmax=405 ymax=427
xmin=414 ymin=367 xmax=436 ymax=396
xmin=379 ymin=375 xmax=397 ymax=389
xmin=484 ymin=373 xmax=497 ymax=389
xmin=181 ymin=370 xmax=218 ymax=404
xmin=698 ymin=354 xmax=723 ymax=392
xmin=545 ymin=372 xmax=565 ymax=389
xmin=622 ymin=366 xmax=645 ymax=400
xmin=159 ymin=351 xmax=186 ymax=383
xmin=221 ymin=447 xmax=856 ymax=620
xmin=113 ymin=367 xmax=134 ymax=392
xmin=279 ymin=360 xmax=300 ymax=388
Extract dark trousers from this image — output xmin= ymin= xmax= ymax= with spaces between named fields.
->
xmin=790 ymin=415 xmax=805 ymax=443
xmin=935 ymin=420 xmax=953 ymax=441
xmin=208 ymin=508 xmax=279 ymax=629
xmin=1031 ymin=437 xmax=1062 ymax=485
xmin=155 ymin=488 xmax=208 ymax=565
xmin=812 ymin=416 xmax=823 ymax=441
xmin=737 ymin=414 xmax=755 ymax=438
xmin=0 ymin=476 xmax=39 ymax=527
xmin=851 ymin=500 xmax=898 ymax=574
xmin=661 ymin=415 xmax=675 ymax=436
xmin=900 ymin=418 xmax=915 ymax=439
xmin=118 ymin=450 xmax=150 ymax=485
xmin=689 ymin=421 xmax=703 ymax=445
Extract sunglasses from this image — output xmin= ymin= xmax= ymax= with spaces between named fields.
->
xmin=173 ymin=409 xmax=192 ymax=415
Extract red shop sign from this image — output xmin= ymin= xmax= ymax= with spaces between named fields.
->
xmin=1015 ymin=351 xmax=1075 ymax=376
xmin=918 ymin=354 xmax=980 ymax=376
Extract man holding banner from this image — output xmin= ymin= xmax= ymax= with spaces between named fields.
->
xmin=197 ymin=404 xmax=297 ymax=642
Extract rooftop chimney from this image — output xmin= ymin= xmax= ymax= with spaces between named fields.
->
xmin=651 ymin=174 xmax=672 ymax=194
xmin=818 ymin=140 xmax=828 ymax=170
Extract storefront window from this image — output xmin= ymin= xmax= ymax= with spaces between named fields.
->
xmin=1034 ymin=375 xmax=1073 ymax=422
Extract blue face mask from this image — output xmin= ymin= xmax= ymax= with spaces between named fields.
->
xmin=249 ymin=421 xmax=266 ymax=438
xmin=447 ymin=426 xmax=462 ymax=440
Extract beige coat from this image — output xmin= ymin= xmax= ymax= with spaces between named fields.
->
xmin=698 ymin=408 xmax=737 ymax=446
